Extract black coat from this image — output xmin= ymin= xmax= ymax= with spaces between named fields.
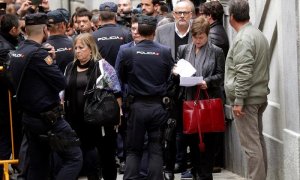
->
xmin=0 ymin=33 xmax=18 ymax=122
xmin=209 ymin=21 xmax=229 ymax=58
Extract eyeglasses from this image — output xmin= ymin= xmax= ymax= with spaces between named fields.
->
xmin=174 ymin=11 xmax=191 ymax=16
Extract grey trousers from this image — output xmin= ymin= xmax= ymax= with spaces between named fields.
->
xmin=233 ymin=102 xmax=268 ymax=180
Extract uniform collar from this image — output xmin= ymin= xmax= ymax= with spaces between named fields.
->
xmin=136 ymin=39 xmax=153 ymax=45
xmin=24 ymin=39 xmax=42 ymax=47
xmin=48 ymin=34 xmax=68 ymax=40
xmin=100 ymin=23 xmax=117 ymax=28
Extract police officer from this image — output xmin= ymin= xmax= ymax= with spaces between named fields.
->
xmin=93 ymin=1 xmax=132 ymax=67
xmin=46 ymin=8 xmax=74 ymax=73
xmin=118 ymin=15 xmax=173 ymax=180
xmin=9 ymin=13 xmax=83 ymax=180
xmin=0 ymin=13 xmax=23 ymax=179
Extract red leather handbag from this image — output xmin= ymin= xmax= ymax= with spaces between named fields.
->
xmin=183 ymin=86 xmax=225 ymax=151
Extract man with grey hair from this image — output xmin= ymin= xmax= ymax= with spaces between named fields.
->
xmin=155 ymin=0 xmax=193 ymax=59
xmin=225 ymin=0 xmax=271 ymax=180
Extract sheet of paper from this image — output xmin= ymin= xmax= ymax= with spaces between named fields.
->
xmin=180 ymin=76 xmax=203 ymax=87
xmin=173 ymin=59 xmax=196 ymax=77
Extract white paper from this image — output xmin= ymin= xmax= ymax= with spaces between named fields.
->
xmin=180 ymin=76 xmax=203 ymax=87
xmin=173 ymin=59 xmax=196 ymax=77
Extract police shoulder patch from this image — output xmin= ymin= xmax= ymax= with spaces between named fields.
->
xmin=44 ymin=55 xmax=53 ymax=65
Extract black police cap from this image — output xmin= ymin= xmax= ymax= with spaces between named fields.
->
xmin=25 ymin=13 xmax=48 ymax=26
xmin=99 ymin=2 xmax=118 ymax=12
xmin=47 ymin=9 xmax=69 ymax=24
xmin=137 ymin=15 xmax=157 ymax=27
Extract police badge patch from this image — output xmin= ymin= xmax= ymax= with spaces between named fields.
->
xmin=44 ymin=55 xmax=53 ymax=65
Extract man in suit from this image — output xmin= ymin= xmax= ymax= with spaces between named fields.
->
xmin=154 ymin=0 xmax=193 ymax=59
xmin=154 ymin=1 xmax=194 ymax=179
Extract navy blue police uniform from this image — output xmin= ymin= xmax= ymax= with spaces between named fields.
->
xmin=46 ymin=9 xmax=74 ymax=73
xmin=118 ymin=15 xmax=174 ymax=180
xmin=0 ymin=15 xmax=23 ymax=178
xmin=92 ymin=2 xmax=132 ymax=67
xmin=46 ymin=34 xmax=73 ymax=73
xmin=9 ymin=13 xmax=82 ymax=180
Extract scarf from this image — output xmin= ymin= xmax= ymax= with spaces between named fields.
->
xmin=65 ymin=59 xmax=96 ymax=121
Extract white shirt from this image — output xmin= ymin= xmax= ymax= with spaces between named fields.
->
xmin=175 ymin=23 xmax=191 ymax=38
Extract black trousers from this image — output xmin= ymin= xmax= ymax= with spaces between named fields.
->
xmin=22 ymin=113 xmax=83 ymax=180
xmin=164 ymin=101 xmax=187 ymax=172
xmin=185 ymin=133 xmax=220 ymax=180
xmin=95 ymin=126 xmax=117 ymax=180
xmin=124 ymin=100 xmax=168 ymax=180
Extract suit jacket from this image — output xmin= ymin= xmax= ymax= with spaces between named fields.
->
xmin=177 ymin=42 xmax=225 ymax=99
xmin=155 ymin=22 xmax=192 ymax=59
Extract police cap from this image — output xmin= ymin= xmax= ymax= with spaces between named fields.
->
xmin=137 ymin=15 xmax=157 ymax=27
xmin=25 ymin=13 xmax=48 ymax=26
xmin=47 ymin=8 xmax=69 ymax=24
xmin=99 ymin=2 xmax=117 ymax=12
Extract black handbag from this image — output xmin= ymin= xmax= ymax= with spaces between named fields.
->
xmin=83 ymin=61 xmax=120 ymax=126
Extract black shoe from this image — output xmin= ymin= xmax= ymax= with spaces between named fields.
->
xmin=163 ymin=171 xmax=174 ymax=180
xmin=174 ymin=163 xmax=187 ymax=173
xmin=213 ymin=167 xmax=222 ymax=173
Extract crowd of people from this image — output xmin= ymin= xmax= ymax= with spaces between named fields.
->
xmin=0 ymin=0 xmax=271 ymax=180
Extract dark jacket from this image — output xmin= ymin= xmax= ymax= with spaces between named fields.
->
xmin=46 ymin=35 xmax=74 ymax=73
xmin=10 ymin=40 xmax=66 ymax=113
xmin=209 ymin=21 xmax=229 ymax=58
xmin=118 ymin=40 xmax=173 ymax=97
xmin=0 ymin=32 xmax=18 ymax=122
xmin=92 ymin=24 xmax=132 ymax=67
xmin=177 ymin=41 xmax=225 ymax=100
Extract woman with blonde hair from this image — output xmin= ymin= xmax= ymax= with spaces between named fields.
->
xmin=64 ymin=33 xmax=121 ymax=180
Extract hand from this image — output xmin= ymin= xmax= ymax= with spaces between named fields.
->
xmin=199 ymin=80 xmax=207 ymax=89
xmin=43 ymin=43 xmax=56 ymax=59
xmin=17 ymin=0 xmax=32 ymax=16
xmin=172 ymin=64 xmax=179 ymax=76
xmin=233 ymin=105 xmax=245 ymax=117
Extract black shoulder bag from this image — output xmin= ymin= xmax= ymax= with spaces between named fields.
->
xmin=83 ymin=61 xmax=120 ymax=126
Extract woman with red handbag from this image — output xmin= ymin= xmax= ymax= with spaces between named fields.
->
xmin=176 ymin=16 xmax=225 ymax=180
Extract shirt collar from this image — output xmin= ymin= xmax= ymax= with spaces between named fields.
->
xmin=175 ymin=22 xmax=191 ymax=38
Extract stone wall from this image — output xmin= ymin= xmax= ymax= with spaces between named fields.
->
xmin=222 ymin=0 xmax=300 ymax=179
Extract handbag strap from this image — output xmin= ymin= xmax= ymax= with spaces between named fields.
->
xmin=83 ymin=61 xmax=100 ymax=96
xmin=194 ymin=99 xmax=205 ymax=152
xmin=194 ymin=85 xmax=210 ymax=100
